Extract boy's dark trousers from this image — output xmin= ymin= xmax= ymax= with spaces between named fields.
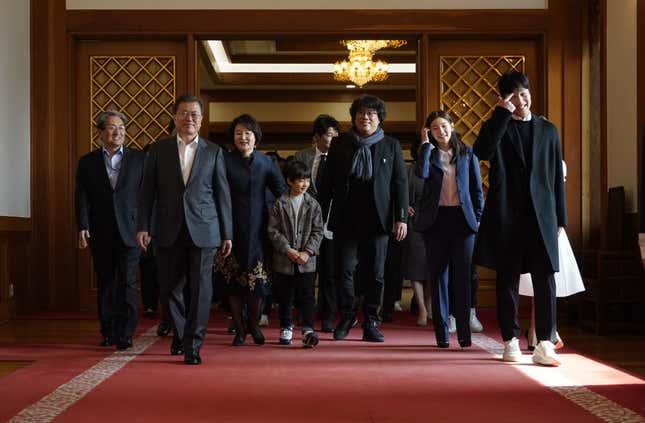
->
xmin=276 ymin=269 xmax=316 ymax=332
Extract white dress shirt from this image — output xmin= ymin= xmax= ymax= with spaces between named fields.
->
xmin=177 ymin=134 xmax=198 ymax=185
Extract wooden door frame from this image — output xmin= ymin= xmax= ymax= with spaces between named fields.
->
xmin=29 ymin=2 xmax=584 ymax=312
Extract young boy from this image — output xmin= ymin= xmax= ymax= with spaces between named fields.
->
xmin=268 ymin=160 xmax=324 ymax=348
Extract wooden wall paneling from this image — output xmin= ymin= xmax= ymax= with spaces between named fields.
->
xmin=202 ymin=89 xmax=416 ymax=103
xmin=74 ymin=40 xmax=188 ymax=311
xmin=416 ymin=34 xmax=430 ymax=126
xmin=600 ymin=0 xmax=608 ymax=248
xmin=0 ymin=231 xmax=30 ymax=321
xmin=187 ymin=34 xmax=197 ymax=94
xmin=65 ymin=10 xmax=549 ymax=36
xmin=638 ymin=0 xmax=645 ymax=231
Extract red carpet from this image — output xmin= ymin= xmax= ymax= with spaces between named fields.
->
xmin=1 ymin=312 xmax=644 ymax=422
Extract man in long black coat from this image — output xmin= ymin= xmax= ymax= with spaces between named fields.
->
xmin=318 ymin=94 xmax=408 ymax=343
xmin=473 ymin=72 xmax=566 ymax=366
xmin=75 ymin=110 xmax=144 ymax=351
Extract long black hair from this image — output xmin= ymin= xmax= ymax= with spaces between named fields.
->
xmin=424 ymin=110 xmax=466 ymax=164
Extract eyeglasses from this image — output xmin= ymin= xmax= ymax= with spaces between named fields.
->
xmin=176 ymin=111 xmax=203 ymax=120
xmin=356 ymin=110 xmax=378 ymax=118
xmin=104 ymin=125 xmax=126 ymax=131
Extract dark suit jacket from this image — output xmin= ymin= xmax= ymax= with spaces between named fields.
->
xmin=318 ymin=131 xmax=408 ymax=234
xmin=137 ymin=136 xmax=233 ymax=249
xmin=473 ymin=107 xmax=566 ymax=272
xmin=75 ymin=147 xmax=144 ymax=248
xmin=414 ymin=143 xmax=484 ymax=233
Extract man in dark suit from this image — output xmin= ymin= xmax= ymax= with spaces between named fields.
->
xmin=294 ymin=114 xmax=340 ymax=333
xmin=319 ymin=95 xmax=408 ymax=342
xmin=474 ymin=71 xmax=566 ymax=366
xmin=137 ymin=94 xmax=233 ymax=365
xmin=75 ymin=110 xmax=144 ymax=351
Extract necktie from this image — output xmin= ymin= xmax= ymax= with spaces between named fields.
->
xmin=315 ymin=154 xmax=327 ymax=191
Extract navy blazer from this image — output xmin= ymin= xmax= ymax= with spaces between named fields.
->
xmin=414 ymin=142 xmax=484 ymax=233
xmin=75 ymin=147 xmax=144 ymax=248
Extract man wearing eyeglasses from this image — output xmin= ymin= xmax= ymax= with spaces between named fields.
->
xmin=75 ymin=110 xmax=145 ymax=351
xmin=137 ymin=94 xmax=233 ymax=365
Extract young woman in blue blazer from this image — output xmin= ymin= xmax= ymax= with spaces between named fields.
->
xmin=415 ymin=111 xmax=484 ymax=348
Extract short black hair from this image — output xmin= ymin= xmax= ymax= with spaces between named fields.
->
xmin=312 ymin=114 xmax=340 ymax=136
xmin=172 ymin=93 xmax=204 ymax=114
xmin=498 ymin=71 xmax=530 ymax=97
xmin=96 ymin=110 xmax=127 ymax=130
xmin=283 ymin=160 xmax=311 ymax=181
xmin=349 ymin=94 xmax=386 ymax=123
xmin=229 ymin=114 xmax=262 ymax=144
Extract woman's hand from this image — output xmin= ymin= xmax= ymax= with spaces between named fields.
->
xmin=421 ymin=127 xmax=431 ymax=144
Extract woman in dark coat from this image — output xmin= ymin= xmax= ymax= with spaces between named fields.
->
xmin=215 ymin=114 xmax=286 ymax=346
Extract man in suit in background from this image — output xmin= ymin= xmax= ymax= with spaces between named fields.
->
xmin=75 ymin=110 xmax=144 ymax=351
xmin=294 ymin=114 xmax=340 ymax=333
xmin=137 ymin=94 xmax=233 ymax=365
xmin=319 ymin=95 xmax=408 ymax=343
xmin=473 ymin=71 xmax=566 ymax=366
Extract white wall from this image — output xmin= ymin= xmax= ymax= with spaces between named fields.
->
xmin=67 ymin=0 xmax=546 ymax=9
xmin=0 ymin=1 xmax=30 ymax=217
xmin=606 ymin=0 xmax=638 ymax=212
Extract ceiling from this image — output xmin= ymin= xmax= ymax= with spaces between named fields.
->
xmin=198 ymin=38 xmax=418 ymax=91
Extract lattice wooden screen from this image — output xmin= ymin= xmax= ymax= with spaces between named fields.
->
xmin=439 ymin=56 xmax=525 ymax=190
xmin=89 ymin=56 xmax=176 ymax=150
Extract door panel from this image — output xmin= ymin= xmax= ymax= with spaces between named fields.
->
xmin=75 ymin=40 xmax=187 ymax=312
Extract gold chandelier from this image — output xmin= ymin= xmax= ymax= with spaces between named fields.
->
xmin=333 ymin=40 xmax=407 ymax=88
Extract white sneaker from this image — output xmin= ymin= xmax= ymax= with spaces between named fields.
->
xmin=279 ymin=327 xmax=293 ymax=345
xmin=502 ymin=337 xmax=522 ymax=362
xmin=532 ymin=340 xmax=561 ymax=366
xmin=448 ymin=315 xmax=457 ymax=333
xmin=258 ymin=314 xmax=269 ymax=327
xmin=469 ymin=308 xmax=484 ymax=333
xmin=393 ymin=301 xmax=403 ymax=312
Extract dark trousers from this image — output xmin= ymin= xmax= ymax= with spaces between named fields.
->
xmin=276 ymin=269 xmax=316 ymax=331
xmin=335 ymin=233 xmax=389 ymax=322
xmin=91 ymin=238 xmax=140 ymax=339
xmin=157 ymin=223 xmax=215 ymax=355
xmin=382 ymin=235 xmax=404 ymax=316
xmin=139 ymin=245 xmax=159 ymax=312
xmin=449 ymin=263 xmax=479 ymax=313
xmin=316 ymin=237 xmax=336 ymax=323
xmin=496 ymin=271 xmax=556 ymax=342
xmin=423 ymin=207 xmax=475 ymax=345
xmin=496 ymin=216 xmax=557 ymax=342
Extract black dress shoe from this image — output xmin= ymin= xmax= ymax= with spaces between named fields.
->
xmin=362 ymin=320 xmax=385 ymax=342
xmin=321 ymin=320 xmax=334 ymax=333
xmin=437 ymin=341 xmax=450 ymax=348
xmin=459 ymin=339 xmax=472 ymax=348
xmin=248 ymin=326 xmax=265 ymax=345
xmin=156 ymin=321 xmax=171 ymax=337
xmin=184 ymin=353 xmax=201 ymax=365
xmin=232 ymin=332 xmax=246 ymax=346
xmin=333 ymin=318 xmax=354 ymax=340
xmin=116 ymin=337 xmax=133 ymax=351
xmin=170 ymin=340 xmax=184 ymax=356
xmin=99 ymin=337 xmax=114 ymax=347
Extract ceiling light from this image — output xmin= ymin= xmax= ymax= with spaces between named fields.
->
xmin=333 ymin=40 xmax=407 ymax=87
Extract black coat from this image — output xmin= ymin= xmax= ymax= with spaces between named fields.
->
xmin=75 ymin=147 xmax=144 ymax=248
xmin=319 ymin=131 xmax=408 ymax=234
xmin=473 ymin=107 xmax=566 ymax=272
xmin=137 ymin=136 xmax=233 ymax=248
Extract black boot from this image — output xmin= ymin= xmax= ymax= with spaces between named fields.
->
xmin=333 ymin=316 xmax=355 ymax=340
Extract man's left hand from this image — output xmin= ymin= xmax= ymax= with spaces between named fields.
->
xmin=393 ymin=221 xmax=407 ymax=241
